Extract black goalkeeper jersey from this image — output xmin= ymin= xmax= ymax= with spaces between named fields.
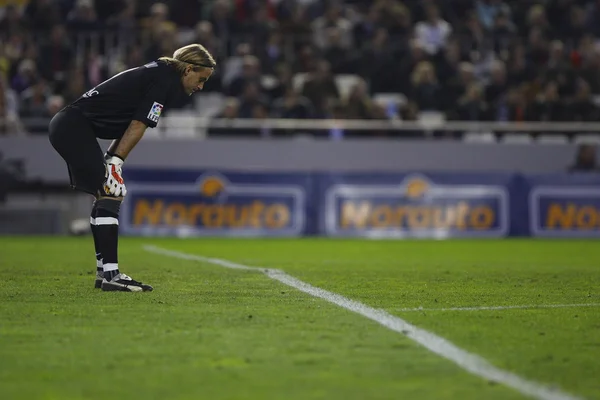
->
xmin=70 ymin=60 xmax=187 ymax=139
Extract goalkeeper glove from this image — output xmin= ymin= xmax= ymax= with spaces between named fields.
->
xmin=104 ymin=153 xmax=127 ymax=197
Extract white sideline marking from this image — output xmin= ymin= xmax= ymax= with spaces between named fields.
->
xmin=143 ymin=245 xmax=582 ymax=400
xmin=397 ymin=304 xmax=600 ymax=312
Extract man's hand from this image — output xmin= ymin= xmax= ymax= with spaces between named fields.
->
xmin=104 ymin=154 xmax=127 ymax=197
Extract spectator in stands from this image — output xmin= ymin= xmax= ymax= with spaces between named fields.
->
xmin=410 ymin=61 xmax=441 ymax=111
xmin=526 ymin=4 xmax=550 ymax=39
xmin=358 ymin=27 xmax=395 ymax=94
xmin=46 ymin=95 xmax=65 ymax=117
xmin=144 ymin=2 xmax=177 ymax=40
xmin=452 ymin=83 xmax=491 ymax=121
xmin=485 ymin=60 xmax=508 ymax=107
xmin=144 ymin=24 xmax=178 ymax=62
xmin=0 ymin=75 xmax=21 ymax=135
xmin=237 ymin=82 xmax=269 ymax=119
xmin=37 ymin=25 xmax=73 ymax=87
xmin=581 ymin=47 xmax=600 ymax=93
xmin=459 ymin=9 xmax=486 ymax=57
xmin=378 ymin=0 xmax=412 ymax=40
xmin=67 ymin=0 xmax=103 ymax=32
xmin=227 ymin=55 xmax=264 ymax=98
xmin=353 ymin=4 xmax=382 ymax=49
xmin=18 ymin=78 xmax=51 ymax=119
xmin=565 ymin=6 xmax=587 ymax=46
xmin=322 ymin=27 xmax=352 ymax=74
xmin=7 ymin=0 xmax=600 ymax=133
xmin=344 ymin=78 xmax=375 ymax=119
xmin=531 ymin=81 xmax=565 ymax=121
xmin=63 ymin=67 xmax=87 ymax=104
xmin=397 ymin=39 xmax=428 ymax=95
xmin=442 ymin=62 xmax=476 ymax=110
xmin=265 ymin=63 xmax=292 ymax=101
xmin=567 ymin=79 xmax=600 ymax=121
xmin=222 ymin=43 xmax=252 ymax=89
xmin=435 ymin=39 xmax=460 ymax=86
xmin=83 ymin=51 xmax=108 ymax=88
xmin=301 ymin=60 xmax=340 ymax=117
xmin=241 ymin=5 xmax=278 ymax=51
xmin=491 ymin=10 xmax=517 ymax=58
xmin=11 ymin=59 xmax=37 ymax=94
xmin=506 ymin=43 xmax=533 ymax=85
xmin=312 ymin=2 xmax=353 ymax=51
xmin=23 ymin=0 xmax=62 ymax=33
xmin=271 ymin=86 xmax=314 ymax=119
xmin=258 ymin=31 xmax=285 ymax=74
xmin=218 ymin=97 xmax=240 ymax=119
xmin=293 ymin=44 xmax=318 ymax=74
xmin=586 ymin=0 xmax=600 ymax=37
xmin=569 ymin=144 xmax=599 ymax=172
xmin=527 ymin=28 xmax=550 ymax=67
xmin=414 ymin=4 xmax=451 ymax=56
xmin=0 ymin=5 xmax=28 ymax=39
xmin=475 ymin=0 xmax=511 ymax=30
xmin=106 ymin=0 xmax=137 ymax=36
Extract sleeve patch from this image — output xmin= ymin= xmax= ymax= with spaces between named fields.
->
xmin=147 ymin=102 xmax=164 ymax=123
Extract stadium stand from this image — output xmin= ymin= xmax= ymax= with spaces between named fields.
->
xmin=1 ymin=0 xmax=600 ymax=139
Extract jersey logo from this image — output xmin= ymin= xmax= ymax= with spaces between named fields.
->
xmin=83 ymin=89 xmax=99 ymax=98
xmin=148 ymin=102 xmax=164 ymax=123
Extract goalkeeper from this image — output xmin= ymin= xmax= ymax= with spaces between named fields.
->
xmin=48 ymin=44 xmax=215 ymax=292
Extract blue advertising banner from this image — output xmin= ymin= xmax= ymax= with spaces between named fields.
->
xmin=527 ymin=174 xmax=600 ymax=238
xmin=121 ymin=168 xmax=313 ymax=237
xmin=317 ymin=172 xmax=515 ymax=239
xmin=121 ymin=168 xmax=600 ymax=238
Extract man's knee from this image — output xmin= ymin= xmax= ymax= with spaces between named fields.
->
xmin=95 ymin=196 xmax=123 ymax=218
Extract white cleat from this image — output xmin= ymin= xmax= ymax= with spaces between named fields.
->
xmin=100 ymin=273 xmax=153 ymax=292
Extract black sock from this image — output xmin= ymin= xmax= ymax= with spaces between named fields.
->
xmin=90 ymin=200 xmax=103 ymax=275
xmin=95 ymin=208 xmax=121 ymax=281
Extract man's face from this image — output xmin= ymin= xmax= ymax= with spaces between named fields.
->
xmin=181 ymin=67 xmax=213 ymax=95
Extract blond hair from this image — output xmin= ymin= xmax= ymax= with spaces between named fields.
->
xmin=159 ymin=44 xmax=216 ymax=75
xmin=411 ymin=61 xmax=436 ymax=85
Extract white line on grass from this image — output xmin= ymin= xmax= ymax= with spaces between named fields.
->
xmin=396 ymin=303 xmax=600 ymax=312
xmin=143 ymin=245 xmax=582 ymax=400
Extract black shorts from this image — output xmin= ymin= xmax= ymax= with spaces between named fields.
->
xmin=49 ymin=106 xmax=105 ymax=195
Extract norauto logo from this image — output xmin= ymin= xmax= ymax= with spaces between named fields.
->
xmin=122 ymin=174 xmax=305 ymax=236
xmin=325 ymin=175 xmax=509 ymax=238
xmin=530 ymin=187 xmax=600 ymax=237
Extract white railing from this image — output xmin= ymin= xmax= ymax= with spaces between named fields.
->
xmin=196 ymin=118 xmax=600 ymax=132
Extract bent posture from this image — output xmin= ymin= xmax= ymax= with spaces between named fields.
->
xmin=49 ymin=44 xmax=215 ymax=291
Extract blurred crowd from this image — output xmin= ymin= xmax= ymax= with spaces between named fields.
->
xmin=2 ymin=0 xmax=600 ymax=135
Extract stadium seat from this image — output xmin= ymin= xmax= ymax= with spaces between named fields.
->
xmin=194 ymin=93 xmax=225 ymax=118
xmin=573 ymin=134 xmax=600 ymax=144
xmin=536 ymin=134 xmax=569 ymax=144
xmin=373 ymin=93 xmax=408 ymax=118
xmin=292 ymin=73 xmax=308 ymax=92
xmin=462 ymin=132 xmax=496 ymax=143
xmin=417 ymin=111 xmax=446 ymax=125
xmin=261 ymin=74 xmax=278 ymax=90
xmin=500 ymin=133 xmax=534 ymax=144
xmin=334 ymin=74 xmax=362 ymax=100
xmin=162 ymin=111 xmax=202 ymax=138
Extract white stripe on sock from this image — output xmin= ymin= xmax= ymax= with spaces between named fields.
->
xmin=95 ymin=217 xmax=119 ymax=225
xmin=103 ymin=263 xmax=119 ymax=272
xmin=90 ymin=217 xmax=96 ymax=225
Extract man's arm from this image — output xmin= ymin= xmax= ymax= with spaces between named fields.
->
xmin=112 ymin=120 xmax=147 ymax=160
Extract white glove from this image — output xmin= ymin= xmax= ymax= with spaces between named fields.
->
xmin=104 ymin=155 xmax=127 ymax=197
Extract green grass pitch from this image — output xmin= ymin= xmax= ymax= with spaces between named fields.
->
xmin=0 ymin=237 xmax=599 ymax=400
